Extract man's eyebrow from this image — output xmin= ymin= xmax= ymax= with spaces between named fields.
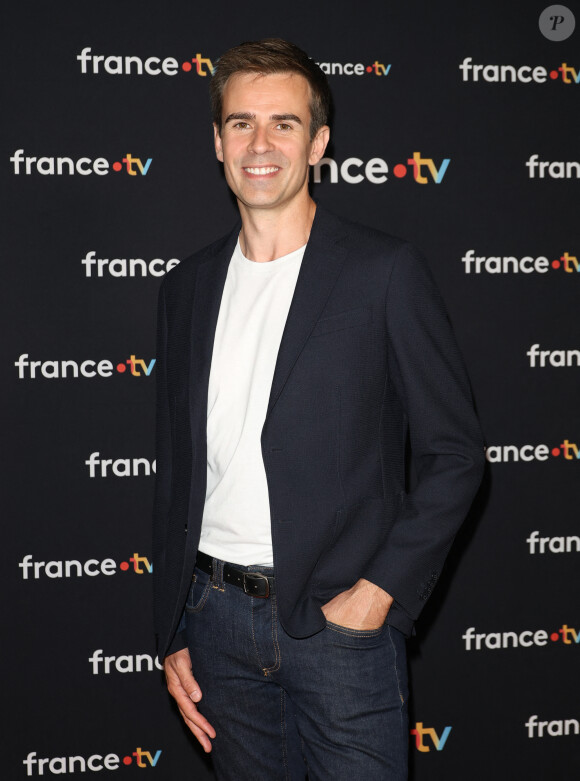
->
xmin=224 ymin=112 xmax=255 ymax=124
xmin=224 ymin=112 xmax=303 ymax=125
xmin=270 ymin=113 xmax=302 ymax=124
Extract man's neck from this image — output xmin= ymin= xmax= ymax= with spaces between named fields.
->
xmin=238 ymin=197 xmax=317 ymax=263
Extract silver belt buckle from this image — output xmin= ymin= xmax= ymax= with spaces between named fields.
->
xmin=243 ymin=571 xmax=270 ymax=598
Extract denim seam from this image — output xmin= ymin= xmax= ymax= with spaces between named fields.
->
xmin=210 ymin=558 xmax=225 ymax=591
xmin=185 ymin=580 xmax=212 ymax=613
xmin=280 ymin=688 xmax=290 ymax=780
xmin=262 ymin=596 xmax=281 ymax=674
xmin=325 ymin=620 xmax=383 ymax=638
xmin=388 ymin=626 xmax=406 ymax=710
xmin=250 ymin=593 xmax=266 ymax=673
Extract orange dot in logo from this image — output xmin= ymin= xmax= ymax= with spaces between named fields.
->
xmin=116 ymin=363 xmax=126 ymax=373
xmin=550 ymin=632 xmax=559 ymax=642
xmin=552 ymin=259 xmax=560 ymax=269
xmin=112 ymin=162 xmax=122 ymax=172
xmin=122 ymin=756 xmax=132 ymax=765
xmin=393 ymin=164 xmax=407 ymax=178
xmin=120 ymin=561 xmax=129 ymax=571
xmin=366 ymin=66 xmax=372 ymax=73
xmin=549 ymin=70 xmax=558 ymax=80
xmin=182 ymin=61 xmax=192 ymax=72
xmin=551 ymin=447 xmax=560 ymax=457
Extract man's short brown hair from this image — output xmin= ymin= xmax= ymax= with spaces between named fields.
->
xmin=210 ymin=38 xmax=331 ymax=140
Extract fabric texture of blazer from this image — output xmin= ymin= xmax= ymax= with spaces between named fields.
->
xmin=152 ymin=205 xmax=485 ymax=660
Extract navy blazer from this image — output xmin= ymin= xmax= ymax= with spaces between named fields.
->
xmin=152 ymin=205 xmax=485 ymax=660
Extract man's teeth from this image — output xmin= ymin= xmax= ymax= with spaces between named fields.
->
xmin=244 ymin=166 xmax=279 ymax=174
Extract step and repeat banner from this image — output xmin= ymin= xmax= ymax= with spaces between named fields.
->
xmin=2 ymin=1 xmax=578 ymax=778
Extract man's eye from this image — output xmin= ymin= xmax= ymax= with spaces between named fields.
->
xmin=233 ymin=122 xmax=250 ymax=129
xmin=276 ymin=123 xmax=292 ymax=131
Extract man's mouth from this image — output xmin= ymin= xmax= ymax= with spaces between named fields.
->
xmin=243 ymin=166 xmax=280 ymax=175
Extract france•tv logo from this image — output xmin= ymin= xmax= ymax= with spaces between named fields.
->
xmin=463 ymin=624 xmax=580 ymax=650
xmin=14 ymin=354 xmax=156 ymax=379
xmin=527 ymin=345 xmax=580 ymax=369
xmin=85 ymin=453 xmax=156 ymax=479
xmin=10 ymin=149 xmax=152 ymax=176
xmin=77 ymin=46 xmax=215 ymax=76
xmin=485 ymin=440 xmax=580 ymax=463
xmin=316 ymin=59 xmax=391 ymax=77
xmin=461 ymin=250 xmax=579 ymax=275
xmin=525 ymin=715 xmax=580 ymax=739
xmin=88 ymin=649 xmax=163 ymax=675
xmin=410 ymin=723 xmax=452 ymax=752
xmin=312 ymin=152 xmax=450 ymax=185
xmin=18 ymin=553 xmax=152 ymax=579
xmin=23 ymin=747 xmax=161 ymax=776
xmin=526 ymin=531 xmax=580 ymax=555
xmin=459 ymin=57 xmax=580 ymax=85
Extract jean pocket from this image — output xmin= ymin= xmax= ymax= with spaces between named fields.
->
xmin=325 ymin=619 xmax=385 ymax=638
xmin=185 ymin=567 xmax=212 ymax=613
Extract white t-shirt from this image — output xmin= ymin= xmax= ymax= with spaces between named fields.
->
xmin=198 ymin=238 xmax=306 ymax=566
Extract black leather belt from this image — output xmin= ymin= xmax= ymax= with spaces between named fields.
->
xmin=195 ymin=550 xmax=274 ymax=598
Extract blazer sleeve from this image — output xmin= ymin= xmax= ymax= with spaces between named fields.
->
xmin=364 ymin=241 xmax=485 ymax=621
xmin=151 ymin=282 xmax=188 ymax=657
xmin=152 ymin=283 xmax=170 ymax=639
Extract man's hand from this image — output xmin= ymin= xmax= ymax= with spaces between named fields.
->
xmin=163 ymin=647 xmax=216 ymax=752
xmin=320 ymin=578 xmax=394 ymax=631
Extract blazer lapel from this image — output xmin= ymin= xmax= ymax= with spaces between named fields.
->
xmin=188 ymin=223 xmax=240 ymax=418
xmin=265 ymin=206 xmax=349 ymax=422
xmin=186 ymin=207 xmax=350 ymax=434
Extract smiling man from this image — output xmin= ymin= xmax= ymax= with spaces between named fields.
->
xmin=153 ymin=38 xmax=484 ymax=781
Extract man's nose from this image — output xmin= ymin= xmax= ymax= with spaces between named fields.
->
xmin=248 ymin=125 xmax=274 ymax=155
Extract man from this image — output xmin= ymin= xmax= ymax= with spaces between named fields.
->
xmin=153 ymin=38 xmax=484 ymax=780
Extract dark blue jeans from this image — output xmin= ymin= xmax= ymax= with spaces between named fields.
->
xmin=185 ymin=557 xmax=409 ymax=781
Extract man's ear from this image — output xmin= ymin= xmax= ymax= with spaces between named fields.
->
xmin=309 ymin=125 xmax=330 ymax=166
xmin=213 ymin=123 xmax=224 ymax=162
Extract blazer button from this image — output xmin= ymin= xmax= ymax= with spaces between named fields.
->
xmin=184 ymin=525 xmax=188 ymax=533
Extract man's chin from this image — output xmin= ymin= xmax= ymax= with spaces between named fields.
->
xmin=236 ymin=192 xmax=287 ymax=211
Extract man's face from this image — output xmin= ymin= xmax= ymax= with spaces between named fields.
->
xmin=214 ymin=71 xmax=329 ymax=213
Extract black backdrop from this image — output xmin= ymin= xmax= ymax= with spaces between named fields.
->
xmin=2 ymin=1 xmax=579 ymax=778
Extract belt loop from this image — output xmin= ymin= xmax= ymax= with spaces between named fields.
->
xmin=212 ymin=557 xmax=224 ymax=589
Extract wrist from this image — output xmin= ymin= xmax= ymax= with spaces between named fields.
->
xmin=357 ymin=578 xmax=393 ymax=607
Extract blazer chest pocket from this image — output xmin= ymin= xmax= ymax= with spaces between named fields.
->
xmin=310 ymin=306 xmax=371 ymax=338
